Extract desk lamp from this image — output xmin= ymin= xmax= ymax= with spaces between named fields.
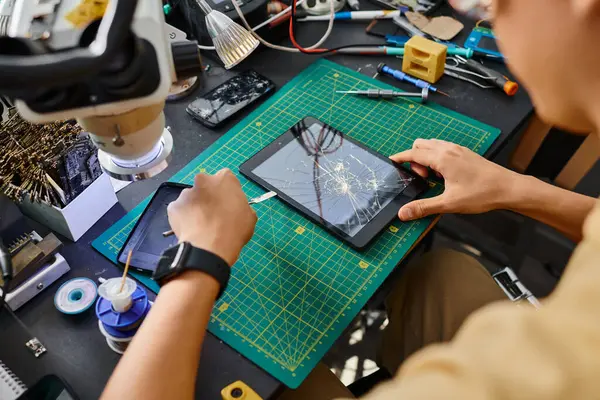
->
xmin=195 ymin=0 xmax=259 ymax=69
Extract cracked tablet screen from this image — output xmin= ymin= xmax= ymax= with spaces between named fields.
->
xmin=252 ymin=121 xmax=415 ymax=237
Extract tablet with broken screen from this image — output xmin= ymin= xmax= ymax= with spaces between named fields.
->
xmin=239 ymin=117 xmax=428 ymax=250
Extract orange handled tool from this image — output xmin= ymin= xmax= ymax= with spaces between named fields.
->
xmin=463 ymin=59 xmax=519 ymax=96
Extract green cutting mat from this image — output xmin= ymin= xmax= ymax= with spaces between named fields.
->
xmin=92 ymin=59 xmax=501 ymax=388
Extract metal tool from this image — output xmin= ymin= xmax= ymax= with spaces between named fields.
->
xmin=162 ymin=191 xmax=278 ymax=237
xmin=335 ymin=46 xmax=472 ymax=58
xmin=444 ymin=68 xmax=494 ymax=89
xmin=8 ymin=233 xmax=33 ymax=256
xmin=337 ymin=87 xmax=429 ymax=103
xmin=445 ymin=56 xmax=518 ymax=96
xmin=298 ymin=9 xmax=402 ymax=21
xmin=377 ymin=63 xmax=449 ymax=96
xmin=248 ymin=190 xmax=278 ymax=205
xmin=346 ymin=0 xmax=360 ymax=11
xmin=392 ymin=15 xmax=427 ymax=38
xmin=0 ymin=111 xmax=101 ymax=206
xmin=493 ymin=267 xmax=541 ymax=309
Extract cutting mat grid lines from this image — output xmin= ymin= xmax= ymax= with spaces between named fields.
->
xmin=92 ymin=59 xmax=501 ymax=388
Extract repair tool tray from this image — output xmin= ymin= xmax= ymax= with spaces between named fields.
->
xmin=92 ymin=59 xmax=501 ymax=388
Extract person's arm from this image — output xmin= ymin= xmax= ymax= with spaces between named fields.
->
xmin=358 ymin=204 xmax=600 ymax=400
xmin=390 ymin=139 xmax=595 ymax=242
xmin=101 ymin=169 xmax=257 ymax=400
xmin=101 ymin=271 xmax=218 ymax=400
xmin=505 ymin=173 xmax=594 ymax=241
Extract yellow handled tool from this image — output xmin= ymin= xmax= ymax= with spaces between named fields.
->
xmin=221 ymin=381 xmax=263 ymax=400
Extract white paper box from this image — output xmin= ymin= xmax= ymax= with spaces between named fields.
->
xmin=18 ymin=173 xmax=118 ymax=241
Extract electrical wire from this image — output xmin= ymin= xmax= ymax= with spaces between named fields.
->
xmin=287 ymin=0 xmax=385 ymax=54
xmin=201 ymin=0 xmax=397 ymax=55
xmin=196 ymin=0 xmax=309 ymax=50
xmin=289 ymin=0 xmax=324 ymax=53
xmin=232 ymin=0 xmax=335 ymax=52
xmin=475 ymin=19 xmax=490 ymax=27
xmin=252 ymin=0 xmax=306 ymax=31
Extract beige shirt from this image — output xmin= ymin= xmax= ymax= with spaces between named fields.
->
xmin=359 ymin=202 xmax=600 ymax=400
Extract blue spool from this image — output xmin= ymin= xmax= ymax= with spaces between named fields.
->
xmin=96 ymin=285 xmax=149 ymax=330
xmin=101 ymin=298 xmax=150 ymax=339
xmin=101 ymin=322 xmax=138 ymax=339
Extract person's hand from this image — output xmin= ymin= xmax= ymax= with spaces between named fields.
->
xmin=391 ymin=139 xmax=523 ymax=221
xmin=167 ymin=169 xmax=257 ymax=266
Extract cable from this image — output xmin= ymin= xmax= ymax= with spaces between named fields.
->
xmin=197 ymin=1 xmax=306 ymax=50
xmin=289 ymin=0 xmax=325 ymax=53
xmin=197 ymin=0 xmax=314 ymax=51
xmin=232 ymin=0 xmax=335 ymax=52
xmin=287 ymin=1 xmax=384 ymax=54
xmin=252 ymin=0 xmax=306 ymax=31
xmin=200 ymin=0 xmax=389 ymax=55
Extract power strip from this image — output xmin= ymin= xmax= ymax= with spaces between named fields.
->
xmin=302 ymin=0 xmax=345 ymax=15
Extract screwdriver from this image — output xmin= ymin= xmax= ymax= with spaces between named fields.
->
xmin=459 ymin=56 xmax=518 ymax=96
xmin=377 ymin=63 xmax=449 ymax=96
xmin=335 ymin=46 xmax=473 ymax=58
xmin=337 ymin=87 xmax=429 ymax=103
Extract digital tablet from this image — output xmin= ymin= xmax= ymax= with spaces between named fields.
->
xmin=239 ymin=116 xmax=428 ymax=250
xmin=117 ymin=182 xmax=190 ymax=274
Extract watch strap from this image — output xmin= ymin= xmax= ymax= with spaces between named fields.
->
xmin=186 ymin=246 xmax=230 ymax=300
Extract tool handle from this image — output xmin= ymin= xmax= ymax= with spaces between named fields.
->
xmin=370 ymin=89 xmax=397 ymax=98
xmin=386 ymin=66 xmax=427 ymax=88
xmin=222 ymin=381 xmax=263 ymax=400
xmin=400 ymin=73 xmax=430 ymax=90
xmin=385 ymin=35 xmax=410 ymax=46
xmin=447 ymin=48 xmax=473 ymax=58
xmin=378 ymin=63 xmax=438 ymax=92
xmin=465 ymin=60 xmax=518 ymax=95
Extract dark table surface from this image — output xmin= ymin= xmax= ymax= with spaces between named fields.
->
xmin=0 ymin=5 xmax=532 ymax=400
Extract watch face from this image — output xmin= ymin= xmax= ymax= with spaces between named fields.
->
xmin=153 ymin=243 xmax=189 ymax=282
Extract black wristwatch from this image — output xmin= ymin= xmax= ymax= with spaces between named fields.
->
xmin=153 ymin=242 xmax=230 ymax=299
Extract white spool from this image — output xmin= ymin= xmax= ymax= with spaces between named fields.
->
xmin=54 ymin=278 xmax=97 ymax=314
xmin=97 ymin=277 xmax=137 ymax=313
xmin=98 ymin=320 xmax=133 ymax=355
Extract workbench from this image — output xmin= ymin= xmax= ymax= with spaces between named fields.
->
xmin=0 ymin=6 xmax=532 ymax=399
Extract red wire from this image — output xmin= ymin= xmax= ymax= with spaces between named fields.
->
xmin=288 ymin=0 xmax=330 ymax=53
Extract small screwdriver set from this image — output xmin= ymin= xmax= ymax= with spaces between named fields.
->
xmin=0 ymin=109 xmax=102 ymax=207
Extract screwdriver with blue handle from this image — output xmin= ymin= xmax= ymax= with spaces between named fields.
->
xmin=335 ymin=46 xmax=473 ymax=58
xmin=377 ymin=63 xmax=450 ymax=97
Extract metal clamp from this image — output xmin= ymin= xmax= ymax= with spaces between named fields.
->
xmin=26 ymin=337 xmax=47 ymax=358
xmin=492 ymin=267 xmax=541 ymax=309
